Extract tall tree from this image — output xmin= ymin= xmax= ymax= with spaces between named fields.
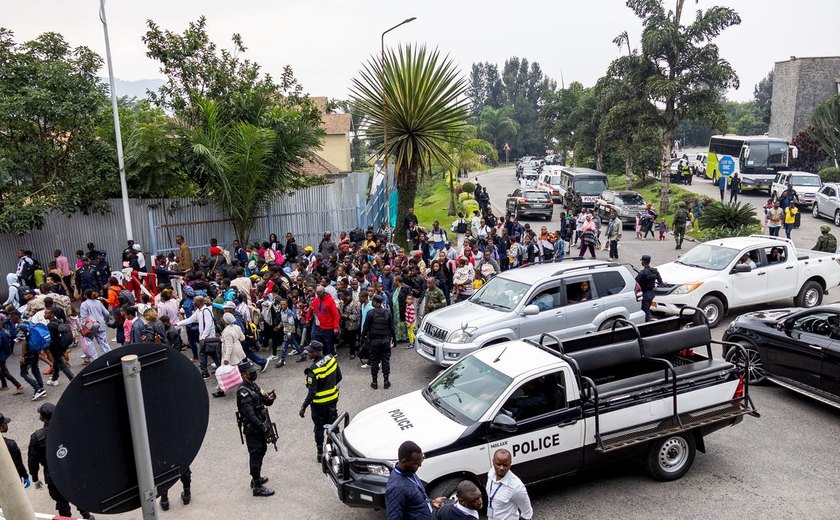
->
xmin=444 ymin=127 xmax=497 ymax=215
xmin=350 ymin=44 xmax=470 ymax=246
xmin=791 ymin=126 xmax=829 ymax=173
xmin=627 ymin=0 xmax=740 ymax=211
xmin=478 ymin=106 xmax=519 ymax=155
xmin=753 ymin=70 xmax=773 ymax=127
xmin=0 ymin=29 xmax=116 ymax=234
xmin=807 ymin=96 xmax=840 ymax=165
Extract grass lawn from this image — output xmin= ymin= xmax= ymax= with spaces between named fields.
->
xmin=608 ymin=175 xmax=710 ymax=217
xmin=414 ymin=178 xmax=457 ymax=229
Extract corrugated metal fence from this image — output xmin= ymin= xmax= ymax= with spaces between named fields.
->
xmin=0 ymin=172 xmax=376 ymax=280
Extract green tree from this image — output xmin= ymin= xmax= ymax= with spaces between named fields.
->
xmin=807 ymin=95 xmax=840 ymax=165
xmin=791 ymin=126 xmax=829 ymax=172
xmin=444 ymin=128 xmax=497 ymax=215
xmin=626 ymin=0 xmax=740 ymax=212
xmin=350 ymin=44 xmax=470 ymax=246
xmin=0 ymin=29 xmax=117 ymax=234
xmin=477 ymin=106 xmax=519 ymax=157
xmin=753 ymin=70 xmax=773 ymax=126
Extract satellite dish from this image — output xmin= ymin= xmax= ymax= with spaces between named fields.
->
xmin=47 ymin=344 xmax=209 ymax=514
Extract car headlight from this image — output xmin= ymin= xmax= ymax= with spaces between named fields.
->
xmin=448 ymin=328 xmax=476 ymax=343
xmin=671 ymin=282 xmax=703 ymax=295
xmin=366 ymin=464 xmax=391 ymax=477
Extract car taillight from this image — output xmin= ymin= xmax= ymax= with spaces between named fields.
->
xmin=679 ymin=348 xmax=693 ymax=357
xmin=733 ymin=376 xmax=745 ymax=399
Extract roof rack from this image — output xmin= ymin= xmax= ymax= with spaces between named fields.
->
xmin=552 ymin=261 xmax=620 ymax=276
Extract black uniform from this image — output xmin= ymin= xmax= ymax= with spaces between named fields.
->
xmin=28 ymin=426 xmax=91 ymax=519
xmin=362 ymin=306 xmax=396 ymax=381
xmin=5 ymin=437 xmax=28 ymax=481
xmin=301 ymin=354 xmax=341 ymax=457
xmin=237 ymin=379 xmax=276 ymax=484
xmin=635 ymin=265 xmax=663 ymax=322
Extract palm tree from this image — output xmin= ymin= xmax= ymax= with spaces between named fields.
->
xmin=351 ymin=44 xmax=470 ymax=245
xmin=185 ymin=99 xmax=277 ymax=244
xmin=478 ymin=106 xmax=519 ymax=159
xmin=444 ymin=127 xmax=497 ymax=215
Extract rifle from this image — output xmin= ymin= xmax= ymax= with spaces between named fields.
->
xmin=235 ymin=411 xmax=244 ymax=445
xmin=263 ymin=407 xmax=279 ymax=451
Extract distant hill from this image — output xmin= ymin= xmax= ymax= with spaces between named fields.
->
xmin=104 ymin=78 xmax=165 ymax=100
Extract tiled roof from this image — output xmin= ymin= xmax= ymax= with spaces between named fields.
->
xmin=322 ymin=112 xmax=352 ymax=135
xmin=292 ymin=154 xmax=341 ymax=176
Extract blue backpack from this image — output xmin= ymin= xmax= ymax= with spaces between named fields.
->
xmin=26 ymin=323 xmax=52 ymax=352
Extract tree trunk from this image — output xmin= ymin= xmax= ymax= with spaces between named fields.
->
xmin=625 ymin=155 xmax=634 ymax=191
xmin=395 ymin=168 xmax=419 ymax=250
xmin=596 ymin=149 xmax=603 ymax=171
xmin=448 ymin=170 xmax=457 ymax=216
xmin=660 ymin=101 xmax=676 ymax=214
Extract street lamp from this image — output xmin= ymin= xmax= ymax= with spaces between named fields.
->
xmin=381 ymin=17 xmax=416 ymax=230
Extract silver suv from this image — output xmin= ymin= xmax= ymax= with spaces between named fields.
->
xmin=415 ymin=259 xmax=646 ymax=366
xmin=812 ymin=182 xmax=840 ymax=227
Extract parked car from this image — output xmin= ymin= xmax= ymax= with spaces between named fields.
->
xmin=652 ymin=235 xmax=840 ymax=328
xmin=415 ymin=260 xmax=645 ymax=366
xmin=325 ymin=317 xmax=756 ymax=509
xmin=596 ymin=190 xmax=647 ymax=227
xmin=505 ymin=188 xmax=553 ymax=221
xmin=537 ymin=167 xmax=563 ymax=202
xmin=812 ymin=182 xmax=840 ymax=227
xmin=722 ymin=304 xmax=840 ymax=408
xmin=771 ymin=171 xmax=822 ymax=207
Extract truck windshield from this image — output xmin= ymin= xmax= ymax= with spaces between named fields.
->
xmin=675 ymin=243 xmax=741 ymax=271
xmin=618 ymin=193 xmax=645 ymax=205
xmin=470 ymin=277 xmax=530 ymax=311
xmin=574 ymin=178 xmax=608 ymax=195
xmin=425 ymin=356 xmax=513 ymax=424
xmin=791 ymin=175 xmax=821 ymax=186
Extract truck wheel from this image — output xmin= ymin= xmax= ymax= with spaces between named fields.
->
xmin=645 ymin=433 xmax=696 ymax=481
xmin=514 ymin=207 xmax=521 ymax=221
xmin=598 ymin=318 xmax=619 ymax=331
xmin=724 ymin=340 xmax=766 ymax=384
xmin=697 ymin=296 xmax=724 ymax=328
xmin=429 ymin=477 xmax=467 ymax=502
xmin=835 ymin=210 xmax=840 ymax=227
xmin=812 ymin=203 xmax=820 ymax=219
xmin=795 ymin=280 xmax=823 ymax=308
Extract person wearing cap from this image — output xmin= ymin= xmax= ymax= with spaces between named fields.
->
xmin=1 ymin=413 xmax=30 ymax=488
xmin=298 ymin=340 xmax=342 ymax=462
xmin=236 ymin=360 xmax=277 ymax=497
xmin=28 ymin=402 xmax=95 ymax=519
xmin=362 ymin=293 xmax=397 ymax=390
xmin=635 ymin=255 xmax=663 ymax=322
xmin=813 ymin=225 xmax=837 ymax=253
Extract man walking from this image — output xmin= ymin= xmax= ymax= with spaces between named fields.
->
xmin=486 ymin=449 xmax=532 ymax=520
xmin=717 ymin=175 xmax=727 ymax=202
xmin=672 ymin=201 xmax=689 ymax=250
xmin=1 ymin=413 xmax=30 ymax=488
xmin=29 ymin=403 xmax=94 ymax=519
xmin=44 ymin=308 xmax=74 ymax=387
xmin=362 ymin=295 xmax=396 ymax=390
xmin=729 ymin=173 xmax=740 ymax=203
xmin=305 ymin=286 xmax=340 ymax=356
xmin=298 ymin=340 xmax=341 ymax=462
xmin=236 ymin=360 xmax=276 ymax=497
xmin=385 ymin=441 xmax=446 ymax=520
xmin=635 ymin=255 xmax=663 ymax=322
xmin=767 ymin=201 xmax=783 ymax=237
xmin=176 ymin=295 xmax=218 ymax=379
xmin=605 ymin=211 xmax=622 ymax=260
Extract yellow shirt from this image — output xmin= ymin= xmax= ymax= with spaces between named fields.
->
xmin=784 ymin=207 xmax=798 ymax=224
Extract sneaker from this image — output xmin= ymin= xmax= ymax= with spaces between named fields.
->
xmin=13 ymin=387 xmax=24 ymax=395
xmin=404 ymin=343 xmax=414 ymax=349
xmin=33 ymin=389 xmax=46 ymax=400
xmin=202 ymin=373 xmax=211 ymax=379
xmin=359 ymin=363 xmax=370 ymax=369
xmin=370 ymin=381 xmax=378 ymax=389
xmin=211 ymin=390 xmax=225 ymax=398
xmin=275 ymin=360 xmax=285 ymax=368
xmin=384 ymin=380 xmax=391 ymax=390
xmin=210 ymin=363 xmax=217 ymax=369
xmin=46 ymin=380 xmax=59 ymax=387
xmin=160 ymin=496 xmax=169 ymax=511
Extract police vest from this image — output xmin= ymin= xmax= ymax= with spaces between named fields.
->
xmin=307 ymin=355 xmax=339 ymax=405
xmin=367 ymin=308 xmax=391 ymax=337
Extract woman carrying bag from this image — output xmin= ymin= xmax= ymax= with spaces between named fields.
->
xmin=213 ymin=313 xmax=247 ymax=398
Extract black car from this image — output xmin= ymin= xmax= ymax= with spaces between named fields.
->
xmin=505 ymin=188 xmax=553 ymax=220
xmin=722 ymin=305 xmax=840 ymax=408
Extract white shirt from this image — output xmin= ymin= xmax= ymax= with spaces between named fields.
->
xmin=177 ymin=305 xmax=216 ymax=340
xmin=454 ymin=502 xmax=479 ymax=518
xmin=485 ymin=469 xmax=533 ymax=520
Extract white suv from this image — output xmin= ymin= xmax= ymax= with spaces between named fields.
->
xmin=812 ymin=182 xmax=840 ymax=227
xmin=415 ymin=259 xmax=645 ymax=366
xmin=771 ymin=171 xmax=822 ymax=207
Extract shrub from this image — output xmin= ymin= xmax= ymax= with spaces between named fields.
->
xmin=462 ymin=198 xmax=479 ymax=215
xmin=698 ymin=201 xmax=760 ymax=230
xmin=458 ymin=192 xmax=472 ymax=203
xmin=462 ymin=181 xmax=476 ymax=194
xmin=698 ymin=224 xmax=762 ymax=241
xmin=819 ymin=166 xmax=840 ymax=183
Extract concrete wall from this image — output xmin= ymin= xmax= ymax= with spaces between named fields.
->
xmin=769 ymin=57 xmax=840 ymax=140
xmin=318 ymin=134 xmax=351 ymax=172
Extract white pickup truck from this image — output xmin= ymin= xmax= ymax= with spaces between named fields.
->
xmin=652 ymin=235 xmax=840 ymax=327
xmin=322 ymin=314 xmax=757 ymax=509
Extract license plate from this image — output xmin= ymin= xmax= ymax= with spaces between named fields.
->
xmin=421 ymin=343 xmax=434 ymax=355
xmin=530 ymin=204 xmax=546 ymax=208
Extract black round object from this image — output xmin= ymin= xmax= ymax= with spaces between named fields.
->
xmin=47 ymin=344 xmax=209 ymax=514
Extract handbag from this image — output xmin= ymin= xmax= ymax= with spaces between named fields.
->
xmin=203 ymin=337 xmax=221 ymax=354
xmin=215 ymin=364 xmax=243 ymax=392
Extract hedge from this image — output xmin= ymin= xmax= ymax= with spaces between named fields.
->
xmin=819 ymin=166 xmax=840 ymax=183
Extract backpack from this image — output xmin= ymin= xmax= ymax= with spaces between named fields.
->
xmin=118 ymin=289 xmax=136 ymax=306
xmin=222 ymin=249 xmax=232 ymax=264
xmin=0 ymin=330 xmax=12 ymax=359
xmin=81 ymin=317 xmax=100 ymax=337
xmin=57 ymin=320 xmax=74 ymax=349
xmin=455 ymin=220 xmax=467 ymax=234
xmin=27 ymin=323 xmax=52 ymax=351
xmin=139 ymin=323 xmax=161 ymax=344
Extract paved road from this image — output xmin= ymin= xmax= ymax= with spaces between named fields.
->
xmin=3 ymin=166 xmax=838 ymax=519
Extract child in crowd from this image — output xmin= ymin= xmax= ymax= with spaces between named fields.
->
xmin=657 ymin=219 xmax=667 ymax=240
xmin=404 ymin=294 xmax=416 ymax=350
xmin=635 ymin=212 xmax=642 ymax=239
xmin=277 ymin=299 xmax=304 ymax=366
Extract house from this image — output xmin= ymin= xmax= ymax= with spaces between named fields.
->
xmin=311 ymin=97 xmax=352 ymax=173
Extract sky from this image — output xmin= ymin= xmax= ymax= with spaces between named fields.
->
xmin=4 ymin=0 xmax=840 ymax=102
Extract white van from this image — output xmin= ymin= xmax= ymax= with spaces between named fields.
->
xmin=770 ymin=171 xmax=822 ymax=207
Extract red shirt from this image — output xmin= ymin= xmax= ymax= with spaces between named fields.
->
xmin=305 ymin=294 xmax=340 ymax=330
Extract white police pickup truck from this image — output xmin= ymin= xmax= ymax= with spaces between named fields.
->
xmin=322 ymin=311 xmax=757 ymax=509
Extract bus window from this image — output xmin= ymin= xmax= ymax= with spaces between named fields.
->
xmin=768 ymin=142 xmax=788 ymax=167
xmin=574 ymin=178 xmax=608 ymax=196
xmin=745 ymin=143 xmax=768 ymax=168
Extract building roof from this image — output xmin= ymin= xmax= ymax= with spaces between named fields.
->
xmin=292 ymin=154 xmax=341 ymax=177
xmin=322 ymin=112 xmax=352 ymax=135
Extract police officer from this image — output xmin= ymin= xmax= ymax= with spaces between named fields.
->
xmin=298 ymin=340 xmax=341 ymax=462
xmin=672 ymin=201 xmax=689 ymax=250
xmin=236 ymin=360 xmax=276 ymax=497
xmin=28 ymin=403 xmax=94 ymax=519
xmin=362 ymin=294 xmax=396 ymax=390
xmin=635 ymin=255 xmax=663 ymax=322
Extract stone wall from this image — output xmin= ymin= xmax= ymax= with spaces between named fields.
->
xmin=769 ymin=57 xmax=840 ymax=140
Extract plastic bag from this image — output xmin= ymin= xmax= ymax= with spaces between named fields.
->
xmin=215 ymin=364 xmax=243 ymax=392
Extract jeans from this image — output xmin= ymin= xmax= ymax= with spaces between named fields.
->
xmin=0 ymin=360 xmax=21 ymax=388
xmin=280 ymin=333 xmax=303 ymax=361
xmin=20 ymin=355 xmax=43 ymax=392
xmin=578 ymin=243 xmax=596 ymax=258
xmin=243 ymin=338 xmax=267 ymax=367
xmin=784 ymin=223 xmax=794 ymax=239
xmin=199 ymin=342 xmax=222 ymax=376
xmin=609 ymin=239 xmax=619 ymax=259
xmin=186 ymin=326 xmax=200 ymax=359
xmin=768 ymin=226 xmax=781 ymax=237
xmin=314 ymin=328 xmax=336 ymax=356
xmin=49 ymin=349 xmax=74 ymax=382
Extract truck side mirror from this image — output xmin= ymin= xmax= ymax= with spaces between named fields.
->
xmin=522 ymin=304 xmax=540 ymax=316
xmin=733 ymin=264 xmax=751 ymax=273
xmin=490 ymin=413 xmax=518 ymax=433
